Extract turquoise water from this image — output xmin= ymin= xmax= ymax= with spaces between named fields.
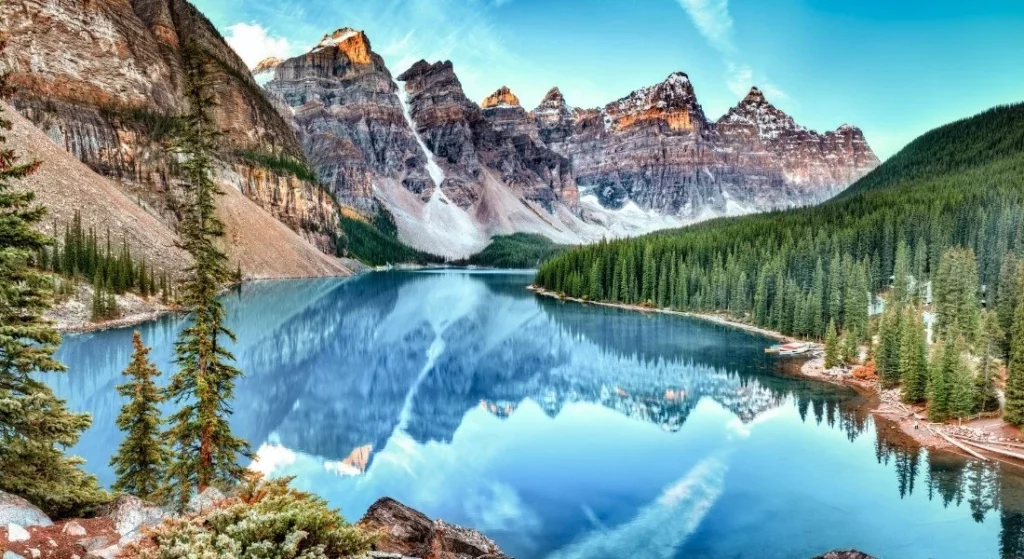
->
xmin=49 ymin=271 xmax=1024 ymax=558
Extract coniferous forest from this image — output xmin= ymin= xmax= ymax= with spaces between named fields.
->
xmin=536 ymin=103 xmax=1024 ymax=424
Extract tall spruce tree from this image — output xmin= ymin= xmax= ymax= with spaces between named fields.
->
xmin=929 ymin=342 xmax=954 ymax=422
xmin=899 ymin=307 xmax=929 ymax=404
xmin=1005 ymin=294 xmax=1024 ymax=426
xmin=997 ymin=253 xmax=1023 ymax=359
xmin=164 ymin=43 xmax=250 ymax=510
xmin=934 ymin=248 xmax=981 ymax=346
xmin=0 ymin=33 xmax=106 ymax=517
xmin=877 ymin=305 xmax=904 ymax=388
xmin=948 ymin=340 xmax=975 ymax=420
xmin=111 ymin=332 xmax=168 ymax=502
xmin=843 ymin=260 xmax=870 ymax=341
xmin=974 ymin=310 xmax=1002 ymax=414
xmin=824 ymin=319 xmax=840 ymax=369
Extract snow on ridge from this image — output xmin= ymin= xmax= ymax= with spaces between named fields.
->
xmin=319 ymin=28 xmax=360 ymax=48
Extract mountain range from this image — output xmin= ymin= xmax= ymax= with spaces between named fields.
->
xmin=0 ymin=0 xmax=878 ymax=268
xmin=257 ymin=28 xmax=879 ymax=258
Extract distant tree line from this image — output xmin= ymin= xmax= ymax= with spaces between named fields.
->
xmin=33 ymin=210 xmax=172 ymax=320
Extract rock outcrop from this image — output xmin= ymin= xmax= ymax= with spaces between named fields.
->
xmin=262 ymin=28 xmax=438 ymax=209
xmin=533 ymin=74 xmax=880 ymax=216
xmin=0 ymin=0 xmax=341 ymax=256
xmin=357 ymin=498 xmax=510 ymax=559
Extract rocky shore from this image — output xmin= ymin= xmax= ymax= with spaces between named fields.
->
xmin=1 ymin=488 xmax=876 ymax=559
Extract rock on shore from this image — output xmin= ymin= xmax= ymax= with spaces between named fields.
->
xmin=357 ymin=497 xmax=510 ymax=559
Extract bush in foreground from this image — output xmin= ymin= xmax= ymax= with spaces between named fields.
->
xmin=127 ymin=474 xmax=373 ymax=558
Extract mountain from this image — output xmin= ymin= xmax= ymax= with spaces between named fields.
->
xmin=534 ymin=102 xmax=1024 ymax=341
xmin=259 ymin=29 xmax=876 ymax=258
xmin=0 ymin=0 xmax=351 ymax=276
xmin=263 ymin=34 xmax=594 ymax=258
xmin=537 ymin=76 xmax=880 ymax=215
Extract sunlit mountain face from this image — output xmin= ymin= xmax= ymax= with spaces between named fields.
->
xmin=49 ymin=271 xmax=1024 ymax=559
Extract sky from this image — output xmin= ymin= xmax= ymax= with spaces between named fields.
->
xmin=192 ymin=0 xmax=1024 ymax=160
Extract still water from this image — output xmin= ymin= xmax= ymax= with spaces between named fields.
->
xmin=50 ymin=271 xmax=1024 ymax=558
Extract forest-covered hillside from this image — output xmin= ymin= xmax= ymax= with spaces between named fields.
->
xmin=535 ymin=103 xmax=1024 ymax=342
xmin=460 ymin=233 xmax=569 ymax=269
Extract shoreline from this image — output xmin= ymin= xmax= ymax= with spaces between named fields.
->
xmin=54 ymin=270 xmax=367 ymax=334
xmin=527 ymin=285 xmax=800 ymax=343
xmin=528 ymin=285 xmax=1024 ymax=467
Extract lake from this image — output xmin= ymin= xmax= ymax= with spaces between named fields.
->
xmin=49 ymin=270 xmax=1024 ymax=558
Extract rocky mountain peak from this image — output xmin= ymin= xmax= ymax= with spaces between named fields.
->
xmin=604 ymin=71 xmax=705 ymax=132
xmin=743 ymin=86 xmax=766 ymax=104
xmin=315 ymin=27 xmax=372 ymax=65
xmin=718 ymin=87 xmax=801 ymax=142
xmin=537 ymin=87 xmax=569 ymax=111
xmin=481 ymin=86 xmax=521 ymax=109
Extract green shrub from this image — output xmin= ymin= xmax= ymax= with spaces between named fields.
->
xmin=128 ymin=475 xmax=373 ymax=559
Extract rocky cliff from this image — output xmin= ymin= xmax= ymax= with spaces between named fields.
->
xmin=0 ymin=0 xmax=341 ymax=257
xmin=261 ymin=29 xmax=438 ymax=210
xmin=534 ymin=75 xmax=880 ymax=216
xmin=262 ymin=32 xmax=586 ymax=257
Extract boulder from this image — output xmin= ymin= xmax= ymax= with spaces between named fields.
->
xmin=0 ymin=491 xmax=52 ymax=528
xmin=98 ymin=495 xmax=166 ymax=538
xmin=187 ymin=487 xmax=226 ymax=514
xmin=76 ymin=534 xmax=116 ymax=553
xmin=358 ymin=498 xmax=509 ymax=559
xmin=84 ymin=545 xmax=121 ymax=559
xmin=6 ymin=523 xmax=30 ymax=542
xmin=61 ymin=520 xmax=88 ymax=537
xmin=813 ymin=551 xmax=877 ymax=559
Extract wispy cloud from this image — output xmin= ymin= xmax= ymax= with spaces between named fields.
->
xmin=676 ymin=0 xmax=787 ymax=102
xmin=676 ymin=0 xmax=735 ymax=54
xmin=225 ymin=22 xmax=295 ymax=68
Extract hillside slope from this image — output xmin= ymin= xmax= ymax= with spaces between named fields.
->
xmin=0 ymin=0 xmax=341 ymax=256
xmin=7 ymin=101 xmax=351 ymax=279
xmin=842 ymin=103 xmax=1024 ymax=197
xmin=535 ymin=103 xmax=1024 ymax=340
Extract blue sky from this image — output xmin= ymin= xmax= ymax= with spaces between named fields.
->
xmin=192 ymin=0 xmax=1024 ymax=160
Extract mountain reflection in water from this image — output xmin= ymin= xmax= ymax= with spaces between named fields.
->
xmin=50 ymin=271 xmax=1024 ymax=559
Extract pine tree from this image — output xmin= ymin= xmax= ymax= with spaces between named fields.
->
xmin=900 ymin=307 xmax=929 ymax=404
xmin=934 ymin=247 xmax=980 ymax=346
xmin=997 ymin=253 xmax=1023 ymax=359
xmin=843 ymin=261 xmax=869 ymax=341
xmin=1005 ymin=294 xmax=1024 ymax=426
xmin=164 ymin=43 xmax=250 ymax=510
xmin=111 ymin=332 xmax=168 ymax=502
xmin=0 ymin=35 xmax=106 ymax=517
xmin=892 ymin=239 xmax=911 ymax=308
xmin=877 ymin=306 xmax=904 ymax=388
xmin=949 ymin=340 xmax=975 ymax=420
xmin=842 ymin=330 xmax=860 ymax=365
xmin=929 ymin=342 xmax=954 ymax=422
xmin=824 ymin=319 xmax=840 ymax=369
xmin=975 ymin=310 xmax=1002 ymax=414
